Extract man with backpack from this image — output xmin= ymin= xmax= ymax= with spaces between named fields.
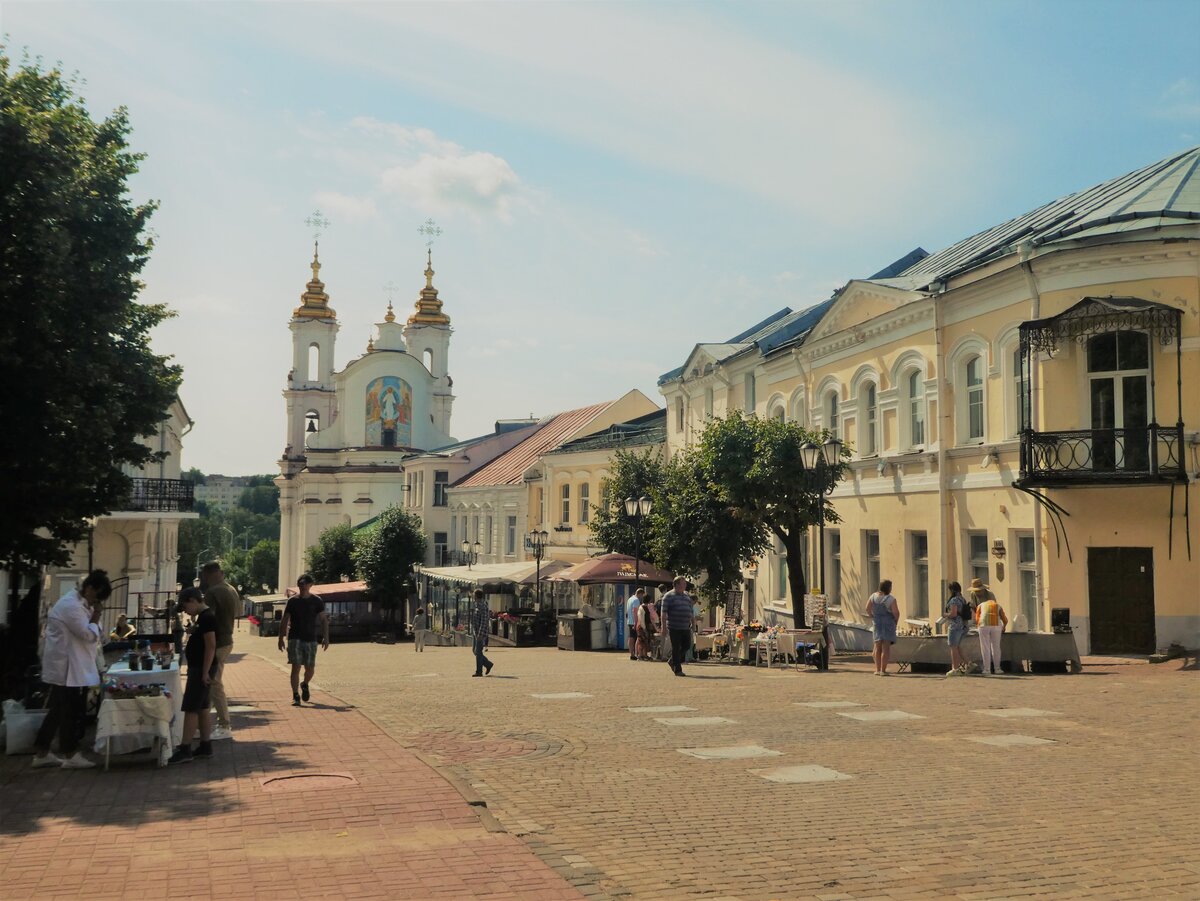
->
xmin=944 ymin=581 xmax=972 ymax=676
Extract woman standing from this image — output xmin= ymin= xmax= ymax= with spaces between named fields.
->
xmin=864 ymin=580 xmax=899 ymax=676
xmin=944 ymin=582 xmax=971 ymax=675
xmin=975 ymin=594 xmax=1009 ymax=675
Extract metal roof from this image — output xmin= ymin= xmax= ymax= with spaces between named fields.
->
xmin=896 ymin=146 xmax=1200 ymax=288
xmin=556 ymin=409 xmax=667 ymax=454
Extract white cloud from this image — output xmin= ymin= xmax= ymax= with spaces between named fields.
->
xmin=313 ymin=190 xmax=379 ymax=223
xmin=379 ymin=149 xmax=521 ymax=220
xmin=1154 ymin=78 xmax=1200 ymax=121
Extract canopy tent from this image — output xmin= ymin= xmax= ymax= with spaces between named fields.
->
xmin=419 ymin=560 xmax=571 ymax=589
xmin=284 ymin=580 xmax=367 ymax=602
xmin=548 ymin=553 xmax=675 ymax=586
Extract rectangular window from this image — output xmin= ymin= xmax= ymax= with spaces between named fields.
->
xmin=434 ymin=532 xmax=448 ymax=566
xmin=968 ymin=531 xmax=989 ymax=587
xmin=705 ymin=388 xmax=714 ymax=417
xmin=910 ymin=531 xmax=929 ymax=618
xmin=505 ymin=516 xmax=517 ymax=556
xmin=864 ymin=530 xmax=880 ymax=598
xmin=966 ymin=356 xmax=985 ymax=441
xmin=1018 ymin=532 xmax=1037 ymax=628
xmin=560 ymin=484 xmax=570 ymax=524
xmin=471 ymin=515 xmax=479 ymax=545
xmin=485 ymin=515 xmax=493 ymax=554
xmin=579 ymin=483 xmax=590 ymax=523
xmin=433 ymin=471 xmax=448 ymax=507
xmin=827 ymin=529 xmax=841 ymax=608
xmin=676 ymin=398 xmax=684 ymax=432
xmin=865 ymin=386 xmax=877 ymax=455
xmin=744 ymin=373 xmax=756 ymax=412
xmin=535 ymin=487 xmax=544 ymax=526
xmin=776 ymin=554 xmax=788 ymax=600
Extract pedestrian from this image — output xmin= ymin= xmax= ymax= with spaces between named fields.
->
xmin=657 ymin=585 xmax=671 ymax=661
xmin=469 ymin=589 xmax=494 ymax=677
xmin=661 ymin=577 xmax=695 ymax=676
xmin=31 ymin=570 xmax=111 ymax=770
xmin=201 ymin=560 xmax=239 ymax=740
xmin=108 ymin=614 xmax=136 ymax=642
xmin=864 ymin=579 xmax=899 ymax=676
xmin=975 ymin=592 xmax=1009 ymax=675
xmin=626 ymin=588 xmax=644 ymax=660
xmin=278 ymin=573 xmax=330 ymax=706
xmin=169 ymin=587 xmax=216 ymax=764
xmin=635 ymin=593 xmax=656 ymax=661
xmin=968 ymin=577 xmax=995 ymax=608
xmin=944 ymin=581 xmax=971 ymax=676
xmin=412 ymin=607 xmax=428 ymax=652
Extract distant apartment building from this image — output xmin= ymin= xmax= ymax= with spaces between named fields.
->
xmin=194 ymin=475 xmax=253 ymax=511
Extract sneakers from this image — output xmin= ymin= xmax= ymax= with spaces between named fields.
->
xmin=31 ymin=751 xmax=64 ymax=769
xmin=471 ymin=673 xmax=483 ymax=677
xmin=292 ymin=693 xmax=302 ymax=706
xmin=192 ymin=742 xmax=214 ymax=759
xmin=60 ymin=752 xmax=96 ymax=769
xmin=210 ymin=725 xmax=234 ymax=741
xmin=168 ymin=746 xmax=194 ymax=765
xmin=485 ymin=663 xmax=493 ymax=676
xmin=945 ymin=667 xmax=964 ymax=677
xmin=300 ymin=682 xmax=311 ymax=702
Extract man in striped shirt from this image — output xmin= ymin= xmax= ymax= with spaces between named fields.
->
xmin=661 ymin=577 xmax=696 ymax=676
xmin=469 ymin=589 xmax=494 ymax=677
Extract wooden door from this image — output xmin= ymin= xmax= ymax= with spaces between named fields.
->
xmin=1087 ymin=547 xmax=1155 ymax=654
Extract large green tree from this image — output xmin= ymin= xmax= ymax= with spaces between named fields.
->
xmin=353 ymin=507 xmax=426 ymax=625
xmin=588 ymin=448 xmax=666 ymax=558
xmin=697 ymin=411 xmax=848 ymax=627
xmin=223 ymin=539 xmax=279 ymax=595
xmin=304 ymin=523 xmax=358 ymax=584
xmin=0 ymin=53 xmax=180 ymax=571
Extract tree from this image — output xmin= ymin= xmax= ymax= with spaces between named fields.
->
xmin=352 ymin=507 xmax=426 ymax=626
xmin=224 ymin=539 xmax=279 ymax=594
xmin=697 ymin=411 xmax=848 ymax=627
xmin=589 ymin=448 xmax=666 ymax=558
xmin=0 ymin=53 xmax=179 ymax=571
xmin=238 ymin=484 xmax=279 ymax=516
xmin=305 ymin=523 xmax=358 ymax=584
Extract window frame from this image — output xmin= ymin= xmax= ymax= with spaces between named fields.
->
xmin=864 ymin=530 xmax=881 ymax=599
xmin=433 ymin=470 xmax=449 ymax=507
xmin=560 ymin=483 xmax=571 ymax=524
xmin=965 ymin=355 xmax=986 ymax=442
xmin=579 ymin=482 xmax=590 ymax=524
xmin=826 ymin=528 xmax=841 ymax=609
xmin=967 ymin=530 xmax=989 ymax=587
xmin=905 ymin=369 xmax=926 ymax=449
xmin=909 ymin=530 xmax=929 ymax=619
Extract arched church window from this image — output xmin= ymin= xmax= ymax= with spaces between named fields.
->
xmin=423 ymin=349 xmax=434 ymax=373
xmin=304 ymin=411 xmax=320 ymax=446
xmin=308 ymin=343 xmax=320 ymax=382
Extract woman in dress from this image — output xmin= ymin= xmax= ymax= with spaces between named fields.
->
xmin=864 ymin=579 xmax=899 ymax=675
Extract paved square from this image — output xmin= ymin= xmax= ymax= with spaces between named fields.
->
xmin=976 ymin=707 xmax=1063 ymax=718
xmin=677 ymin=745 xmax=782 ymax=760
xmin=836 ymin=709 xmax=925 ymax=722
xmin=655 ymin=715 xmax=736 ymax=726
xmin=969 ymin=734 xmax=1057 ymax=747
xmin=796 ymin=700 xmax=864 ymax=708
xmin=627 ymin=705 xmax=696 ymax=713
xmin=530 ymin=691 xmax=592 ymax=699
xmin=753 ymin=764 xmax=853 ymax=784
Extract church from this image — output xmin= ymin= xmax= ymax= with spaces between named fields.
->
xmin=275 ymin=243 xmax=456 ymax=587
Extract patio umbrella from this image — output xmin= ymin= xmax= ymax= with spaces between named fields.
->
xmin=516 ymin=559 xmax=572 ymax=585
xmin=548 ymin=553 xmax=675 ymax=586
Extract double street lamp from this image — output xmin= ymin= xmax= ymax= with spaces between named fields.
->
xmin=528 ymin=529 xmax=549 ymax=611
xmin=460 ymin=539 xmax=482 ymax=569
xmin=623 ymin=495 xmax=653 ymax=591
xmin=798 ymin=436 xmax=844 ymax=603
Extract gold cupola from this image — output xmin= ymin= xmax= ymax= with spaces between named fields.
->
xmin=407 ymin=249 xmax=451 ymax=326
xmin=293 ymin=243 xmax=337 ymax=320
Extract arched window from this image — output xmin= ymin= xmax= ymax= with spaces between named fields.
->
xmin=423 ymin=349 xmax=434 ymax=372
xmin=965 ymin=355 xmax=985 ymax=441
xmin=304 ymin=411 xmax=320 ymax=446
xmin=906 ymin=370 xmax=925 ymax=448
xmin=826 ymin=392 xmax=839 ymax=438
xmin=771 ymin=406 xmax=785 ymax=423
xmin=307 ymin=343 xmax=320 ymax=382
xmin=863 ymin=384 xmax=878 ymax=455
xmin=704 ymin=388 xmax=714 ymax=418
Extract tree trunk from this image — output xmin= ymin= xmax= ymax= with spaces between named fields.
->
xmin=777 ymin=527 xmax=809 ymax=628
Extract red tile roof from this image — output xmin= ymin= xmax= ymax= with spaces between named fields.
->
xmin=453 ymin=401 xmax=613 ymax=488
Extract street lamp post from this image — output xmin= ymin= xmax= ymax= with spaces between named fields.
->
xmin=460 ymin=540 xmax=481 ymax=569
xmin=219 ymin=527 xmax=233 ymax=555
xmin=528 ymin=528 xmax=549 ymax=611
xmin=194 ymin=547 xmax=214 ymax=585
xmin=623 ymin=495 xmax=653 ymax=592
xmin=799 ymin=437 xmax=843 ymax=615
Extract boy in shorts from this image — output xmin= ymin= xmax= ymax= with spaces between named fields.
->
xmin=169 ymin=587 xmax=216 ymax=764
xmin=278 ymin=574 xmax=330 ymax=706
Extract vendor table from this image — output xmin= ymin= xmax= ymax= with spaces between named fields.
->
xmin=891 ymin=631 xmax=1081 ymax=673
xmin=96 ymin=660 xmax=183 ymax=758
xmin=94 ymin=695 xmax=175 ymax=769
xmin=711 ymin=629 xmax=828 ymax=669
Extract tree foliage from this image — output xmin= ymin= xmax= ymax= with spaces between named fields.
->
xmin=352 ymin=507 xmax=426 ymax=621
xmin=304 ymin=523 xmax=358 ymax=584
xmin=589 ymin=448 xmax=666 ymax=558
xmin=238 ymin=484 xmax=279 ymax=516
xmin=696 ymin=411 xmax=849 ymax=626
xmin=222 ymin=539 xmax=280 ymax=595
xmin=0 ymin=53 xmax=179 ymax=570
xmin=177 ymin=506 xmax=279 ymax=585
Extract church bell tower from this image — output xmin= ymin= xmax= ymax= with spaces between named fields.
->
xmin=283 ymin=242 xmax=339 ymax=468
xmin=403 ymin=249 xmax=455 ymax=435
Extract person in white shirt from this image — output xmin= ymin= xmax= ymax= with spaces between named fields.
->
xmin=32 ymin=570 xmax=111 ymax=769
xmin=626 ymin=589 xmax=643 ymax=660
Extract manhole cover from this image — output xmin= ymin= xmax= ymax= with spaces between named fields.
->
xmin=260 ymin=772 xmax=359 ymax=792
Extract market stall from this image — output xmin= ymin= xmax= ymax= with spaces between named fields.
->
xmin=891 ymin=630 xmax=1082 ymax=673
xmin=548 ymin=554 xmax=676 ymax=652
xmin=94 ymin=653 xmax=183 ymax=768
xmin=416 ymin=560 xmax=571 ymax=644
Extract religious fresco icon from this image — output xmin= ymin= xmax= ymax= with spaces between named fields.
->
xmin=365 ymin=376 xmax=412 ymax=447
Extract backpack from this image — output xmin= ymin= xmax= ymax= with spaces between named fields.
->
xmin=950 ymin=596 xmax=972 ymax=624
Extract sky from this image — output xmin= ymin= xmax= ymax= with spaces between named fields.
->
xmin=4 ymin=0 xmax=1199 ymax=476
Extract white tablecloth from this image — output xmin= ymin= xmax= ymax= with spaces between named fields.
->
xmin=99 ymin=660 xmax=183 ymax=750
xmin=94 ymin=696 xmax=174 ymax=766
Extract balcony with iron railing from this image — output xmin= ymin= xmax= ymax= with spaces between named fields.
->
xmin=118 ymin=478 xmax=196 ymax=513
xmin=1019 ymin=423 xmax=1186 ymax=486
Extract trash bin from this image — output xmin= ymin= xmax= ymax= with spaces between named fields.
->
xmin=557 ymin=615 xmax=592 ymax=651
xmin=589 ymin=618 xmax=609 ymax=650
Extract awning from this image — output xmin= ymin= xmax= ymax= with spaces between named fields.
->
xmin=285 ymin=580 xmax=367 ymax=603
xmin=548 ymin=553 xmax=675 ymax=586
xmin=418 ymin=561 xmax=572 ymax=587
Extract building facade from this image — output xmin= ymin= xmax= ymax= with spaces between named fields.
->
xmin=661 ymin=147 xmax=1200 ymax=654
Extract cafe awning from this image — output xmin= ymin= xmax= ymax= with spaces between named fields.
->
xmin=548 ymin=553 xmax=675 ymax=586
xmin=284 ymin=581 xmax=367 ymax=603
xmin=418 ymin=560 xmax=571 ymax=588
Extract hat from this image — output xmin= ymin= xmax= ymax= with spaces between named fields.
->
xmin=969 ymin=578 xmax=986 ymax=590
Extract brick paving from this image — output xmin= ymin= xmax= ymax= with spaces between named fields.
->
xmin=0 ymin=643 xmax=583 ymax=901
xmin=287 ymin=636 xmax=1200 ymax=900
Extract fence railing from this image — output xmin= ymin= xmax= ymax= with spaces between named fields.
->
xmin=119 ymin=478 xmax=195 ymax=513
xmin=1020 ymin=423 xmax=1185 ymax=483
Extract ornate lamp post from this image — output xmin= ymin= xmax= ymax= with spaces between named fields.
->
xmin=460 ymin=540 xmax=481 ymax=569
xmin=529 ymin=529 xmax=549 ymax=611
xmin=799 ymin=437 xmax=843 ymax=604
xmin=623 ymin=495 xmax=653 ymax=592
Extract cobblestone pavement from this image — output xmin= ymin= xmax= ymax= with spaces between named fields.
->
xmin=0 ymin=646 xmax=581 ymax=901
xmin=260 ymin=634 xmax=1199 ymax=901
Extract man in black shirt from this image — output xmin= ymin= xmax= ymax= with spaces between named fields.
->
xmin=169 ymin=587 xmax=216 ymax=764
xmin=278 ymin=574 xmax=330 ymax=706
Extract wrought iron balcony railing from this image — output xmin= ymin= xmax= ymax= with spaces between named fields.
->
xmin=1019 ymin=424 xmax=1186 ymax=485
xmin=120 ymin=478 xmax=196 ymax=513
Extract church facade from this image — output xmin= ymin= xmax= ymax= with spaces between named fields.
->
xmin=276 ymin=247 xmax=457 ymax=586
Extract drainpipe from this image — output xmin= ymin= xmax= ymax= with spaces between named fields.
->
xmin=1017 ymin=241 xmax=1045 ymax=630
xmin=931 ymin=282 xmax=950 ymax=626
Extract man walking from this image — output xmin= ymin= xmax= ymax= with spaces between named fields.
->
xmin=469 ymin=589 xmax=494 ymax=677
xmin=201 ymin=561 xmax=238 ymax=740
xmin=31 ymin=570 xmax=111 ymax=769
xmin=661 ymin=577 xmax=695 ymax=676
xmin=278 ymin=574 xmax=330 ymax=705
xmin=626 ymin=588 xmax=644 ymax=660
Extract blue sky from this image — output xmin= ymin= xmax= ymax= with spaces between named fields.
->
xmin=5 ymin=0 xmax=1198 ymax=474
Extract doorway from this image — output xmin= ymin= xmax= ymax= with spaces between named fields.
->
xmin=1087 ymin=331 xmax=1149 ymax=471
xmin=1087 ymin=547 xmax=1155 ymax=654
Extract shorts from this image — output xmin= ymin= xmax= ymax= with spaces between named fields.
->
xmin=181 ymin=672 xmax=211 ymax=713
xmin=629 ymin=625 xmax=638 ymax=642
xmin=947 ymin=624 xmax=968 ymax=648
xmin=287 ymin=639 xmax=319 ymax=667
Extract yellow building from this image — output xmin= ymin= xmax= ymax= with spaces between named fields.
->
xmin=660 ymin=147 xmax=1199 ymax=654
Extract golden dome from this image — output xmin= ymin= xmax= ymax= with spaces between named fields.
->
xmin=293 ymin=244 xmax=337 ymax=320
xmin=407 ymin=249 xmax=450 ymax=326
